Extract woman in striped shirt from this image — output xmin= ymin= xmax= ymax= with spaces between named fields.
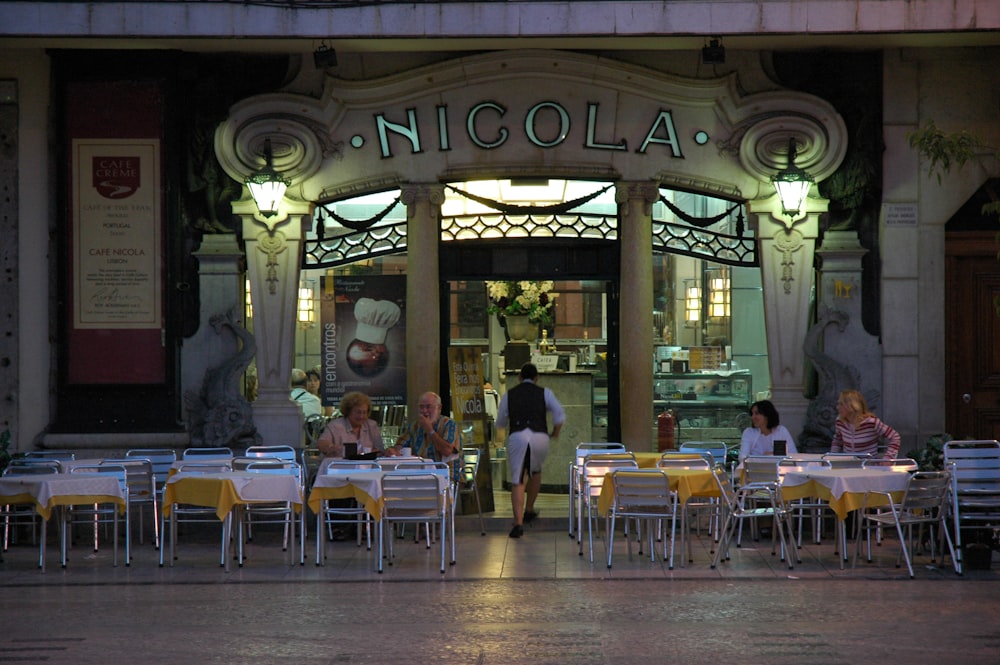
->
xmin=830 ymin=389 xmax=901 ymax=459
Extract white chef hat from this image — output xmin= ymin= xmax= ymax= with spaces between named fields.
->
xmin=353 ymin=298 xmax=401 ymax=344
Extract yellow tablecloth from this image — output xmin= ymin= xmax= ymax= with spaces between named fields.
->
xmin=598 ymin=467 xmax=721 ymax=516
xmin=0 ymin=473 xmax=126 ymax=521
xmin=780 ymin=468 xmax=910 ymax=520
xmin=163 ymin=472 xmax=303 ymax=521
xmin=633 ymin=452 xmax=708 ymax=469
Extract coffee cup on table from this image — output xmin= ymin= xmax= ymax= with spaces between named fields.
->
xmin=401 ymin=447 xmax=412 ymax=457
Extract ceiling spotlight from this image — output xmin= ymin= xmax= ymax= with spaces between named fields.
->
xmin=313 ymin=44 xmax=338 ymax=69
xmin=702 ymin=37 xmax=725 ymax=65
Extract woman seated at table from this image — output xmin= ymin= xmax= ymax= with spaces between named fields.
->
xmin=738 ymin=399 xmax=798 ymax=463
xmin=317 ymin=391 xmax=387 ymax=459
xmin=831 ymin=389 xmax=901 ymax=459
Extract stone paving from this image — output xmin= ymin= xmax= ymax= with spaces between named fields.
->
xmin=2 ymin=500 xmax=998 ymax=664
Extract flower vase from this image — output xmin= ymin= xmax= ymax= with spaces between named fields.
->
xmin=504 ymin=314 xmax=537 ymax=343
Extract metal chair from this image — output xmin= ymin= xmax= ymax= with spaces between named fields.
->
xmin=711 ymin=469 xmax=799 ymax=570
xmin=378 ymin=471 xmax=450 ymax=573
xmin=20 ymin=450 xmax=76 ymax=463
xmin=942 ymin=439 xmax=1000 ymax=572
xmin=181 ymin=447 xmax=234 ymax=461
xmin=160 ymin=461 xmax=233 ymax=568
xmin=238 ymin=460 xmax=305 ymax=566
xmin=569 ymin=443 xmax=627 ymax=537
xmin=62 ymin=463 xmax=130 ymax=568
xmin=679 ymin=441 xmax=729 ymax=469
xmin=1 ymin=459 xmax=60 ymax=567
xmin=778 ymin=457 xmax=833 ymax=546
xmin=854 ymin=470 xmax=960 ymax=578
xmin=657 ymin=453 xmax=716 ymax=564
xmin=456 ymin=447 xmax=485 ymax=535
xmin=101 ymin=457 xmax=158 ymax=549
xmin=606 ymin=469 xmax=678 ymax=569
xmin=578 ymin=453 xmax=638 ymax=562
xmin=315 ymin=460 xmax=379 ymax=565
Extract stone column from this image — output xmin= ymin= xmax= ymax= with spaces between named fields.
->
xmin=750 ymin=196 xmax=824 ymax=440
xmin=180 ymin=234 xmax=246 ymax=425
xmin=235 ymin=198 xmax=313 ymax=448
xmin=616 ymin=182 xmax=659 ymax=450
xmin=400 ymin=184 xmax=444 ymax=417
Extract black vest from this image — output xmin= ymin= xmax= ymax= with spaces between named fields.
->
xmin=507 ymin=382 xmax=547 ymax=433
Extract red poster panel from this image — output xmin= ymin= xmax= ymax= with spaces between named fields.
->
xmin=320 ymin=274 xmax=407 ymax=409
xmin=66 ymin=82 xmax=165 ymax=384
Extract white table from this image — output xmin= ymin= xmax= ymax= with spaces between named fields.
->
xmin=0 ymin=473 xmax=127 ymax=571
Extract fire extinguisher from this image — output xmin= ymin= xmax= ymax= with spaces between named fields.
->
xmin=657 ymin=409 xmax=675 ymax=451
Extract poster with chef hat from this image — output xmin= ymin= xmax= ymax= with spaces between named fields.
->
xmin=320 ymin=274 xmax=406 ymax=409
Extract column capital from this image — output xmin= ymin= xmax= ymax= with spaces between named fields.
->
xmin=400 ymin=183 xmax=446 ymax=210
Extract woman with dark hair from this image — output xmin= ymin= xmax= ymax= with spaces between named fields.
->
xmin=738 ymin=399 xmax=797 ymax=462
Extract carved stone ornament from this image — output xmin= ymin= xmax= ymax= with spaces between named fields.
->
xmin=183 ymin=309 xmax=261 ymax=450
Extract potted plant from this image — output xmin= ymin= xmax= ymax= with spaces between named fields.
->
xmin=485 ymin=280 xmax=557 ymax=341
xmin=906 ymin=432 xmax=950 ymax=471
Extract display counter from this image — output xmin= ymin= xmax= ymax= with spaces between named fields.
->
xmin=653 ymin=371 xmax=752 ymax=431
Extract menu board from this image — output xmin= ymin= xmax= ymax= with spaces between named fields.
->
xmin=688 ymin=346 xmax=722 ymax=371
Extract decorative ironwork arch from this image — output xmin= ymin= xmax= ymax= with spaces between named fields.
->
xmin=302 ymin=184 xmax=757 ymax=268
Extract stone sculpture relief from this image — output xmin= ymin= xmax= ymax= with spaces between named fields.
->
xmin=184 ymin=309 xmax=261 ymax=449
xmin=798 ymin=305 xmax=878 ymax=452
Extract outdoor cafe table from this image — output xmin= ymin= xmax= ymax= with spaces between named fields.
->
xmin=779 ymin=467 xmax=911 ymax=521
xmin=0 ymin=473 xmax=127 ymax=571
xmin=779 ymin=466 xmax=912 ymax=566
xmin=596 ymin=466 xmax=722 ymax=516
xmin=307 ymin=461 xmax=449 ymax=521
xmin=161 ymin=470 xmax=304 ymax=569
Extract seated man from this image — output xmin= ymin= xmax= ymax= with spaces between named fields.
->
xmin=391 ymin=391 xmax=461 ymax=483
xmin=289 ymin=368 xmax=322 ymax=418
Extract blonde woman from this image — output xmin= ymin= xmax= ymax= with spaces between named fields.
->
xmin=830 ymin=389 xmax=901 ymax=459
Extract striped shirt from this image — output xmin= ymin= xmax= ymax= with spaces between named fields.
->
xmin=830 ymin=415 xmax=901 ymax=459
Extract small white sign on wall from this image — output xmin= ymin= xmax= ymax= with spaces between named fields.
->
xmin=882 ymin=202 xmax=918 ymax=227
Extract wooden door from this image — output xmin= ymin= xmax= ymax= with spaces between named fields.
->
xmin=945 ymin=232 xmax=1000 ymax=439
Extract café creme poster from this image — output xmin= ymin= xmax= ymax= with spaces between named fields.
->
xmin=72 ymin=138 xmax=161 ymax=329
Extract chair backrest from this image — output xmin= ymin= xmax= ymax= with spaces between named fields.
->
xmin=679 ymin=441 xmax=728 ymax=468
xmin=862 ymin=458 xmax=918 ymax=472
xmin=657 ymin=453 xmax=713 ymax=470
xmin=380 ymin=472 xmax=446 ymax=518
xmin=100 ymin=458 xmax=156 ymax=500
xmin=821 ymin=452 xmax=869 ymax=468
xmin=581 ymin=454 xmax=638 ymax=496
xmin=742 ymin=456 xmax=783 ymax=485
xmin=943 ymin=440 xmax=1000 ymax=494
xmin=394 ymin=461 xmax=450 ymax=473
xmin=181 ymin=447 xmax=234 ymax=460
xmin=176 ymin=461 xmax=232 ymax=474
xmin=244 ymin=445 xmax=298 ymax=462
xmin=460 ymin=447 xmax=481 ymax=486
xmin=3 ymin=459 xmax=61 ymax=475
xmin=610 ymin=469 xmax=674 ymax=514
xmin=69 ymin=463 xmax=129 ymax=494
xmin=303 ymin=414 xmax=327 ymax=446
xmin=777 ymin=457 xmax=831 ymax=474
xmin=899 ymin=470 xmax=953 ymax=514
xmin=323 ymin=459 xmax=380 ymax=473
xmin=22 ymin=450 xmax=76 ymax=462
xmin=244 ymin=459 xmax=303 ymax=482
xmin=574 ymin=443 xmax=627 ymax=465
xmin=125 ymin=448 xmax=177 ymax=486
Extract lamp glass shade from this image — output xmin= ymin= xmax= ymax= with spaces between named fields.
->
xmin=246 ymin=169 xmax=288 ymax=218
